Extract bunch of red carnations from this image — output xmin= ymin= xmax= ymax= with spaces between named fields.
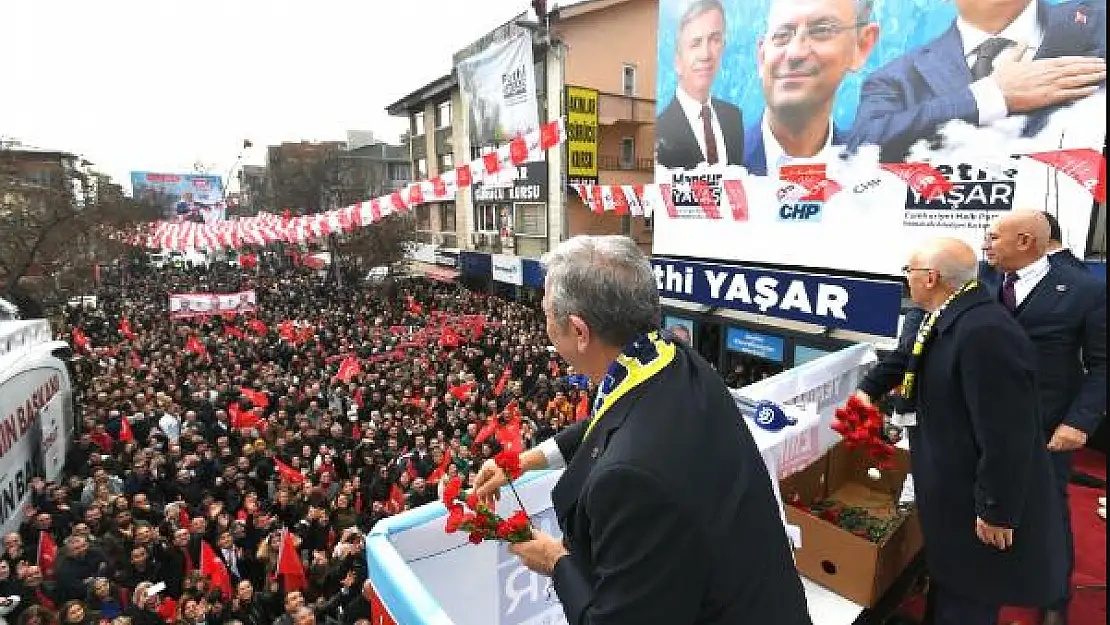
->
xmin=442 ymin=450 xmax=533 ymax=544
xmin=831 ymin=395 xmax=898 ymax=470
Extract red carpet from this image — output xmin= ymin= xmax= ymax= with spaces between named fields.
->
xmin=895 ymin=448 xmax=1106 ymax=625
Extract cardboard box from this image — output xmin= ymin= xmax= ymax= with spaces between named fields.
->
xmin=780 ymin=442 xmax=923 ymax=607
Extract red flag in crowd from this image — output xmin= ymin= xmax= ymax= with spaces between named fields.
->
xmin=230 ymin=403 xmax=261 ymax=430
xmin=119 ymin=318 xmax=135 ymax=341
xmin=439 ymin=326 xmax=462 ymax=349
xmin=296 ymin=325 xmax=315 ymax=344
xmin=185 ymin=335 xmax=206 ymax=356
xmin=386 ymin=484 xmax=407 ymax=514
xmin=448 ymin=381 xmax=476 ymax=402
xmin=118 ymin=416 xmax=134 ymax=442
xmin=274 ymin=458 xmax=306 ymax=484
xmin=239 ymin=252 xmax=258 ymax=269
xmin=37 ymin=531 xmax=57 ymax=579
xmin=200 ymin=540 xmax=233 ymax=597
xmin=71 ymin=328 xmax=90 ymax=352
xmin=239 ymin=387 xmax=269 ymax=410
xmin=427 ymin=449 xmax=453 ymax=483
xmin=247 ymin=319 xmax=268 ymax=335
xmin=493 ymin=368 xmax=511 ymax=397
xmin=157 ymin=598 xmax=178 ymax=622
xmin=475 ymin=415 xmax=499 ymax=445
xmin=405 ymin=296 xmax=424 ymax=316
xmin=495 ymin=401 xmax=524 ymax=453
xmin=276 ymin=530 xmax=307 ymax=592
xmin=224 ymin=325 xmax=246 ymax=340
xmin=278 ymin=321 xmax=296 ymax=342
xmin=335 ymin=355 xmax=360 ymax=383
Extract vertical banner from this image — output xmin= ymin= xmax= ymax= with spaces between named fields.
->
xmin=566 ymin=86 xmax=599 ymax=185
xmin=457 ymin=33 xmax=540 ymax=146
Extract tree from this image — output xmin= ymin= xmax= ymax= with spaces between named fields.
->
xmin=0 ymin=148 xmax=160 ymax=306
xmin=334 ymin=212 xmax=418 ymax=271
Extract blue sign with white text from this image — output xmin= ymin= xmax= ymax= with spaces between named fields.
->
xmin=726 ymin=327 xmax=785 ymax=363
xmin=651 ymin=257 xmax=902 ymax=337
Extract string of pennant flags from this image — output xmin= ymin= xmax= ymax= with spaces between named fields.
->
xmin=132 ymin=122 xmax=1105 ymax=252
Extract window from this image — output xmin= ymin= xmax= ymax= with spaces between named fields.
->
xmin=620 ymin=137 xmax=635 ymax=169
xmin=388 ymin=163 xmax=411 ymax=183
xmin=415 ymin=158 xmax=427 ymax=179
xmin=438 ymin=153 xmax=454 ymax=172
xmin=416 ymin=204 xmax=432 ymax=231
xmin=436 ymin=101 xmax=452 ymax=128
xmin=413 ymin=112 xmax=425 ymax=136
xmin=514 ymin=203 xmax=546 ymax=237
xmin=440 ymin=202 xmax=457 ymax=231
xmin=622 ymin=65 xmax=636 ymax=97
xmin=474 ymin=204 xmax=499 ymax=232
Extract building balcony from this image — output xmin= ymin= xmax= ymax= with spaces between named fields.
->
xmin=597 ymin=92 xmax=655 ymax=126
xmin=598 ymin=155 xmax=653 ymax=172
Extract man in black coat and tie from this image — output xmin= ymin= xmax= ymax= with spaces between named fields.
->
xmin=900 ymin=237 xmax=1067 ymax=624
xmin=655 ymin=0 xmax=745 ymax=169
xmin=474 ymin=235 xmax=810 ymax=625
xmin=982 ymin=210 xmax=1106 ymax=625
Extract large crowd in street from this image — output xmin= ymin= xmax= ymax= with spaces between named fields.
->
xmin=2 ymin=253 xmax=588 ymax=625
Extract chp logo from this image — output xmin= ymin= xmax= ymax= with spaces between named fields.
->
xmin=905 ymin=162 xmax=1018 ymax=211
xmin=776 ymin=182 xmax=824 ymax=222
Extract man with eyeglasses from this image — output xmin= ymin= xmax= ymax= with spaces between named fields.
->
xmin=744 ymin=0 xmax=880 ymax=176
xmin=849 ymin=0 xmax=1106 ymax=163
xmin=656 ymin=0 xmax=746 ymax=169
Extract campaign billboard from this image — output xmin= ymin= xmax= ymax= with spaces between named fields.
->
xmin=457 ymin=32 xmax=541 ymax=147
xmin=653 ymin=0 xmax=1106 ymax=276
xmin=131 ymin=172 xmax=226 ymax=221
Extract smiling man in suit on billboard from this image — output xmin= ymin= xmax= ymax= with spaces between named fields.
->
xmin=656 ymin=0 xmax=745 ymax=169
xmin=744 ymin=0 xmax=879 ymax=176
xmin=849 ymin=0 xmax=1107 ymax=163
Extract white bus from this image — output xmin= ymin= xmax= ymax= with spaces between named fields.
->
xmin=0 ymin=318 xmax=75 ymax=535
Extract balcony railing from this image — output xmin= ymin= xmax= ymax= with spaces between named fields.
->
xmin=598 ymin=155 xmax=654 ymax=172
xmin=597 ymin=93 xmax=656 ymax=125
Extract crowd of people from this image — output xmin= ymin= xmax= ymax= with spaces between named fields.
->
xmin=3 ymin=252 xmax=591 ymax=625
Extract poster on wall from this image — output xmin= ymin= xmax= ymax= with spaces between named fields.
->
xmin=653 ymin=0 xmax=1106 ymax=276
xmin=566 ymin=86 xmax=600 ymax=185
xmin=457 ymin=32 xmax=541 ymax=147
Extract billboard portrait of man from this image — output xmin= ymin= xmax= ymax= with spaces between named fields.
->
xmin=744 ymin=0 xmax=879 ymax=175
xmin=849 ymin=0 xmax=1107 ymax=162
xmin=655 ymin=0 xmax=746 ymax=169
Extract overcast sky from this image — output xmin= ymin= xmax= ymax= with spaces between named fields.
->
xmin=0 ymin=0 xmax=575 ymax=193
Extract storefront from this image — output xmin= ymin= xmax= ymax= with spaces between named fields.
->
xmin=471 ymin=162 xmax=548 ymax=258
xmin=654 ymin=256 xmax=905 ymax=385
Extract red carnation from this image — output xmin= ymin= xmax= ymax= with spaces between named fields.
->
xmin=506 ymin=510 xmax=530 ymax=533
xmin=445 ymin=506 xmax=465 ymax=533
xmin=465 ymin=492 xmax=480 ymax=511
xmin=494 ymin=450 xmax=523 ymax=480
xmin=468 ymin=531 xmax=484 ymax=545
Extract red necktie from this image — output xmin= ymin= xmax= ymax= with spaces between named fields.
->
xmin=700 ymin=104 xmax=719 ymax=165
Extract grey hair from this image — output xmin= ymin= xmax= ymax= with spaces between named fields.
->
xmin=929 ymin=249 xmax=978 ymax=289
xmin=677 ymin=0 xmax=726 ymax=37
xmin=766 ymin=0 xmax=875 ymax=23
xmin=541 ymin=235 xmax=660 ymax=348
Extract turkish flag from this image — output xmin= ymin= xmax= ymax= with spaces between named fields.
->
xmin=119 ymin=318 xmax=135 ymax=341
xmin=71 ymin=328 xmax=90 ymax=352
xmin=119 ymin=417 xmax=134 ymax=443
xmin=439 ymin=327 xmax=462 ymax=349
xmin=1026 ymin=148 xmax=1107 ymax=203
xmin=37 ymin=531 xmax=58 ymax=579
xmin=274 ymin=458 xmax=306 ymax=484
xmin=200 ymin=541 xmax=233 ymax=597
xmin=509 ymin=136 xmax=529 ymax=166
xmin=493 ymin=368 xmax=511 ymax=397
xmin=224 ymin=325 xmax=246 ymax=340
xmin=185 ymin=336 xmax=206 ymax=356
xmin=276 ymin=530 xmax=308 ymax=592
xmin=247 ymin=319 xmax=268 ymax=335
xmin=483 ymin=151 xmax=501 ymax=175
xmin=278 ymin=321 xmax=296 ymax=342
xmin=157 ymin=597 xmax=178 ymax=622
xmin=448 ymin=381 xmax=475 ymax=401
xmin=408 ymin=183 xmax=425 ymax=206
xmin=455 ymin=165 xmax=473 ymax=188
xmin=540 ymin=119 xmax=562 ymax=150
xmin=335 ymin=355 xmax=361 ymax=383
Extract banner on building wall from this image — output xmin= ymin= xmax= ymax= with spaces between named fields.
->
xmin=566 ymin=86 xmax=599 ymax=185
xmin=652 ymin=257 xmax=903 ymax=337
xmin=653 ymin=0 xmax=1107 ymax=276
xmin=130 ymin=172 xmax=226 ymax=221
xmin=457 ymin=32 xmax=541 ymax=147
xmin=491 ymin=254 xmax=524 ymax=286
xmin=168 ymin=290 xmax=258 ymax=319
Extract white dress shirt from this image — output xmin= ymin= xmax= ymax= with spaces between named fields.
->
xmin=761 ymin=115 xmax=837 ymax=177
xmin=958 ymin=0 xmax=1043 ymax=125
xmin=675 ymin=86 xmax=728 ymax=166
xmin=1013 ymin=254 xmax=1052 ymax=306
